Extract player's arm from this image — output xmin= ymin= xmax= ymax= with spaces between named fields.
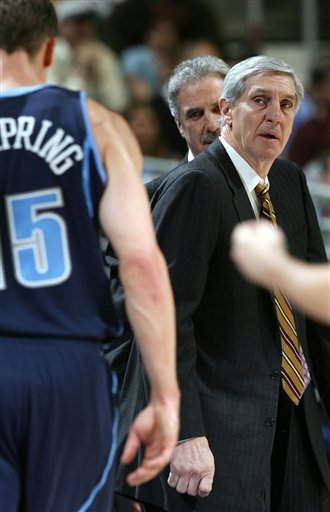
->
xmin=231 ymin=220 xmax=330 ymax=325
xmin=276 ymin=258 xmax=330 ymax=324
xmin=87 ymin=98 xmax=180 ymax=484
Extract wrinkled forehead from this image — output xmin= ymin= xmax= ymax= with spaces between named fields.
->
xmin=242 ymin=72 xmax=297 ymax=101
xmin=244 ymin=71 xmax=295 ymax=89
xmin=179 ymin=76 xmax=224 ymax=106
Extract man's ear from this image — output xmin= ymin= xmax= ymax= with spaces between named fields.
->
xmin=220 ymin=98 xmax=232 ymax=127
xmin=44 ymin=38 xmax=56 ymax=68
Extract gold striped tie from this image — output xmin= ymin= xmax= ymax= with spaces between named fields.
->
xmin=255 ymin=183 xmax=305 ymax=405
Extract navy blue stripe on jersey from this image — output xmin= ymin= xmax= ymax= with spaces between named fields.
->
xmin=82 ymin=137 xmax=94 ymax=218
xmin=80 ymin=91 xmax=107 ymax=183
xmin=80 ymin=91 xmax=107 ymax=218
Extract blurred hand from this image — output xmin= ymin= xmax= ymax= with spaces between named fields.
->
xmin=230 ymin=220 xmax=287 ymax=288
xmin=167 ymin=436 xmax=215 ymax=497
xmin=121 ymin=396 xmax=179 ymax=486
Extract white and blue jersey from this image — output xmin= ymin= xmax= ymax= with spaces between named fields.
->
xmin=0 ymin=84 xmax=120 ymax=341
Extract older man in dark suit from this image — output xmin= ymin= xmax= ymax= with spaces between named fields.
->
xmin=146 ymin=55 xmax=229 ymax=195
xmin=113 ymin=56 xmax=330 ymax=512
xmin=107 ymin=54 xmax=229 ymax=380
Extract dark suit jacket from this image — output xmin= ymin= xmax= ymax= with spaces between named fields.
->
xmin=145 ymin=152 xmax=189 ymax=198
xmin=104 ymin=163 xmax=185 ymax=393
xmin=105 ymin=154 xmax=188 ymax=376
xmin=110 ymin=140 xmax=330 ymax=512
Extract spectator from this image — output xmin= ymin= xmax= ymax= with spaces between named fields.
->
xmin=124 ymin=100 xmax=182 ymax=181
xmin=104 ymin=0 xmax=220 ymax=55
xmin=286 ymin=62 xmax=330 ymax=166
xmin=179 ymin=37 xmax=223 ymax=61
xmin=49 ymin=1 xmax=130 ymax=112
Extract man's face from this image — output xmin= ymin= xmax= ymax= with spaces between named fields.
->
xmin=221 ymin=73 xmax=297 ymax=175
xmin=175 ymin=75 xmax=224 ymax=157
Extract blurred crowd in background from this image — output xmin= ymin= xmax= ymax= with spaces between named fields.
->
xmin=50 ymin=0 xmax=330 ymax=251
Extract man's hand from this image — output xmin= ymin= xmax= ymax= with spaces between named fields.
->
xmin=167 ymin=436 xmax=215 ymax=497
xmin=121 ymin=396 xmax=180 ymax=486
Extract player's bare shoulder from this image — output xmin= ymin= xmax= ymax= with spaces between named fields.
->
xmin=86 ymin=97 xmax=142 ymax=174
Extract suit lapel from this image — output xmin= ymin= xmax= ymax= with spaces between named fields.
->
xmin=207 ymin=139 xmax=256 ymax=222
xmin=233 ymin=188 xmax=257 ymax=222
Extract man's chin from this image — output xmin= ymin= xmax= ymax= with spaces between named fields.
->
xmin=202 ymin=141 xmax=214 ymax=150
xmin=202 ymin=137 xmax=218 ymax=147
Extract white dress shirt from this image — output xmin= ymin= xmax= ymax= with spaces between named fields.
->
xmin=220 ymin=136 xmax=269 ymax=218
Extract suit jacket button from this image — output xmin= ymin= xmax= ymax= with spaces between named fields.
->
xmin=270 ymin=370 xmax=280 ymax=380
xmin=265 ymin=417 xmax=275 ymax=427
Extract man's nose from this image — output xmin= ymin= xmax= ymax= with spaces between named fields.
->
xmin=205 ymin=113 xmax=221 ymax=132
xmin=266 ymin=103 xmax=281 ymax=123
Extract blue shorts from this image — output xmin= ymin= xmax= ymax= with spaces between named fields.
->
xmin=0 ymin=336 xmax=118 ymax=512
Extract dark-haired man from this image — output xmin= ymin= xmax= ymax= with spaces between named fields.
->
xmin=0 ymin=1 xmax=179 ymax=510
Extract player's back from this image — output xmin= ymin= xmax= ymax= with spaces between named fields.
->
xmin=0 ymin=84 xmax=119 ymax=341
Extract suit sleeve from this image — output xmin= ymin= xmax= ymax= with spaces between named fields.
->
xmin=152 ymin=169 xmax=221 ymax=439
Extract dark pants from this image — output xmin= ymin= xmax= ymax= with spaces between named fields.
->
xmin=0 ymin=337 xmax=118 ymax=512
xmin=271 ymin=388 xmax=330 ymax=512
xmin=270 ymin=388 xmax=293 ymax=512
xmin=114 ymin=493 xmax=166 ymax=511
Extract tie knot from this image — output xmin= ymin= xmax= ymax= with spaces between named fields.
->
xmin=255 ymin=182 xmax=269 ymax=197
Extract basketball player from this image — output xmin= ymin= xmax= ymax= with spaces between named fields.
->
xmin=0 ymin=1 xmax=179 ymax=511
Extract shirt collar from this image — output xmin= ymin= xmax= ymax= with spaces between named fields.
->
xmin=219 ymin=136 xmax=269 ymax=192
xmin=187 ymin=148 xmax=194 ymax=162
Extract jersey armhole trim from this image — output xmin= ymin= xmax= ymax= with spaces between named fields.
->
xmin=79 ymin=92 xmax=107 ymax=184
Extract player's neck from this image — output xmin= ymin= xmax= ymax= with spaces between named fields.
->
xmin=0 ymin=49 xmax=45 ymax=90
